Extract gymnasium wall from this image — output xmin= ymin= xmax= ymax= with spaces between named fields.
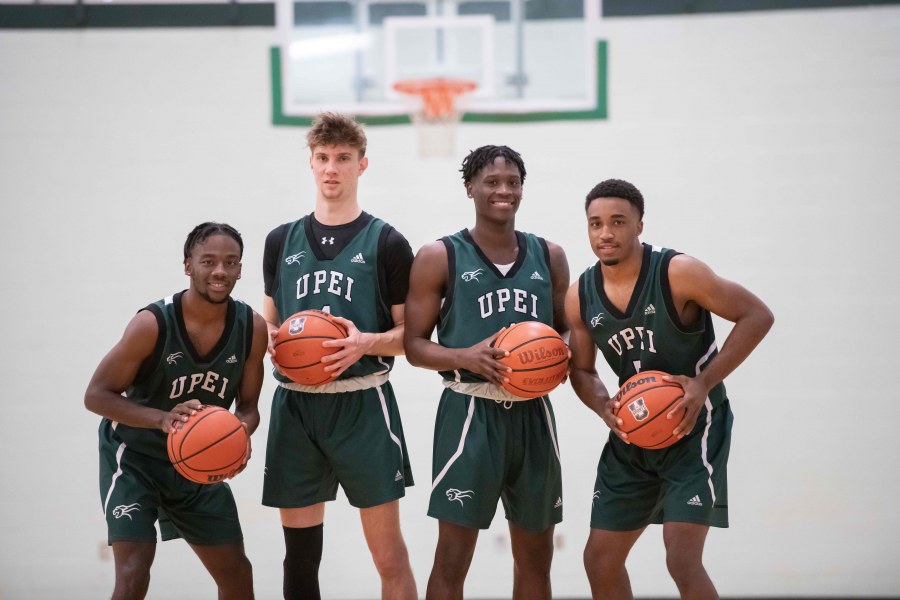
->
xmin=1 ymin=5 xmax=899 ymax=598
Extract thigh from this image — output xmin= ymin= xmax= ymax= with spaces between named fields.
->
xmin=327 ymin=384 xmax=412 ymax=508
xmin=162 ymin=478 xmax=244 ymax=545
xmin=590 ymin=437 xmax=663 ymax=531
xmin=502 ymin=398 xmax=563 ymax=531
xmin=262 ymin=386 xmax=338 ymax=508
xmin=100 ymin=437 xmax=161 ymax=544
xmin=428 ymin=392 xmax=506 ymax=529
xmin=660 ymin=400 xmax=731 ymax=528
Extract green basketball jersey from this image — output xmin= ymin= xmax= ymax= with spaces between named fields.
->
xmin=273 ymin=216 xmax=394 ymax=381
xmin=105 ymin=291 xmax=253 ymax=460
xmin=437 ymin=229 xmax=554 ymax=383
xmin=578 ymin=243 xmax=726 ymax=406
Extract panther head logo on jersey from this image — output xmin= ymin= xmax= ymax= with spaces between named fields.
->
xmin=289 ymin=316 xmax=306 ymax=335
xmin=627 ymin=397 xmax=649 ymax=421
xmin=461 ymin=269 xmax=484 ymax=282
xmin=285 ymin=251 xmax=306 ymax=265
xmin=590 ymin=313 xmax=605 ymax=328
xmin=166 ymin=352 xmax=183 ymax=365
xmin=445 ymin=488 xmax=474 ymax=505
xmin=112 ymin=503 xmax=142 ymax=520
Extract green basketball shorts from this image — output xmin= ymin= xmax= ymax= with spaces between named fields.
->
xmin=262 ymin=381 xmax=413 ymax=509
xmin=590 ymin=399 xmax=733 ymax=530
xmin=98 ymin=421 xmax=243 ymax=546
xmin=428 ymin=388 xmax=563 ymax=531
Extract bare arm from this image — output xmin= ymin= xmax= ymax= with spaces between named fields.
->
xmin=666 ymin=254 xmax=775 ymax=437
xmin=403 ymin=241 xmax=510 ymax=385
xmin=84 ymin=310 xmax=198 ymax=434
xmin=546 ymin=240 xmax=571 ymax=336
xmin=564 ymin=282 xmax=628 ymax=441
xmin=233 ymin=310 xmax=268 ymax=436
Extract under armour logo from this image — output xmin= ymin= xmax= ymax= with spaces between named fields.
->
xmin=461 ymin=269 xmax=483 ymax=282
xmin=445 ymin=488 xmax=474 ymax=505
xmin=112 ymin=503 xmax=142 ymax=520
xmin=285 ymin=251 xmax=306 ymax=265
xmin=322 ymin=237 xmax=335 ymax=245
xmin=166 ymin=352 xmax=183 ymax=365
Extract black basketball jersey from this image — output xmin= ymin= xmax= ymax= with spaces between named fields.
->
xmin=273 ymin=215 xmax=394 ymax=381
xmin=578 ymin=243 xmax=727 ymax=407
xmin=104 ymin=291 xmax=254 ymax=460
xmin=437 ymin=229 xmax=554 ymax=383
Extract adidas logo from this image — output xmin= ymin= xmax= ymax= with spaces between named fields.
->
xmin=226 ymin=354 xmax=237 ymax=364
xmin=394 ymin=470 xmax=404 ymax=482
xmin=351 ymin=253 xmax=365 ymax=264
xmin=553 ymin=497 xmax=562 ymax=509
xmin=530 ymin=271 xmax=544 ymax=281
xmin=687 ymin=495 xmax=703 ymax=507
xmin=644 ymin=304 xmax=656 ymax=315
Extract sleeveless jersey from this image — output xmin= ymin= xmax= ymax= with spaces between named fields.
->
xmin=105 ymin=292 xmax=254 ymax=460
xmin=437 ymin=229 xmax=553 ymax=383
xmin=273 ymin=215 xmax=394 ymax=381
xmin=578 ymin=243 xmax=727 ymax=407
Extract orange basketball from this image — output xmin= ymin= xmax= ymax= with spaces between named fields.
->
xmin=167 ymin=405 xmax=248 ymax=484
xmin=492 ymin=321 xmax=569 ymax=399
xmin=612 ymin=370 xmax=685 ymax=449
xmin=273 ymin=309 xmax=348 ymax=386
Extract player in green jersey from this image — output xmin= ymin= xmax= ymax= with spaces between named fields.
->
xmin=565 ymin=179 xmax=774 ymax=599
xmin=84 ymin=222 xmax=269 ymax=600
xmin=261 ymin=112 xmax=417 ymax=600
xmin=404 ymin=145 xmax=570 ymax=600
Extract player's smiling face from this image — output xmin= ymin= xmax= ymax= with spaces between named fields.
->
xmin=586 ymin=197 xmax=643 ymax=266
xmin=184 ymin=234 xmax=242 ymax=304
xmin=467 ymin=157 xmax=522 ymax=222
xmin=310 ymin=144 xmax=368 ymax=202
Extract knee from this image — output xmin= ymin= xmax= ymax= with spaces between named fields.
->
xmin=665 ymin=550 xmax=703 ymax=586
xmin=583 ymin=541 xmax=621 ymax=581
xmin=114 ymin=561 xmax=151 ymax=597
xmin=371 ymin=543 xmax=411 ymax=579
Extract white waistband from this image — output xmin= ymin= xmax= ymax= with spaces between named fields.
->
xmin=280 ymin=371 xmax=390 ymax=394
xmin=442 ymin=379 xmax=541 ymax=402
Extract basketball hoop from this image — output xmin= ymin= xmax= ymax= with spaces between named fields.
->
xmin=393 ymin=77 xmax=477 ymax=158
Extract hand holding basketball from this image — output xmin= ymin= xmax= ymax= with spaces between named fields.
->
xmin=662 ymin=373 xmax=708 ymax=439
xmin=612 ymin=370 xmax=685 ymax=449
xmin=160 ymin=399 xmax=201 ymax=434
xmin=273 ymin=310 xmax=349 ymax=385
xmin=492 ymin=321 xmax=569 ymax=399
xmin=458 ymin=329 xmax=511 ymax=386
xmin=167 ymin=405 xmax=249 ymax=484
xmin=320 ymin=315 xmax=372 ymax=378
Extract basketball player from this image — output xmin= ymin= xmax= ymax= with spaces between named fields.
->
xmin=565 ymin=179 xmax=774 ymax=599
xmin=84 ymin=222 xmax=268 ymax=600
xmin=404 ymin=145 xmax=570 ymax=600
xmin=261 ymin=112 xmax=417 ymax=600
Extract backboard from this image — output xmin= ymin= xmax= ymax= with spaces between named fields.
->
xmin=272 ymin=0 xmax=607 ymax=125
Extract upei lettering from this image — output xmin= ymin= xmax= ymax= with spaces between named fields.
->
xmin=607 ymin=326 xmax=656 ymax=356
xmin=477 ymin=288 xmax=538 ymax=319
xmin=295 ymin=269 xmax=355 ymax=302
xmin=169 ymin=371 xmax=230 ymax=400
xmin=612 ymin=375 xmax=657 ymax=403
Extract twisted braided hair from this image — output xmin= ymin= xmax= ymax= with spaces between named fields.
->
xmin=183 ymin=222 xmax=244 ymax=260
xmin=460 ymin=145 xmax=526 ymax=184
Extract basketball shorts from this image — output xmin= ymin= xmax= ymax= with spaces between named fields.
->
xmin=98 ymin=421 xmax=243 ymax=546
xmin=262 ymin=381 xmax=413 ymax=509
xmin=590 ymin=399 xmax=733 ymax=531
xmin=428 ymin=389 xmax=563 ymax=531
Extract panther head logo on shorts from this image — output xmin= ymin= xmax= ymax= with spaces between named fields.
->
xmin=445 ymin=488 xmax=474 ymax=505
xmin=112 ymin=503 xmax=142 ymax=520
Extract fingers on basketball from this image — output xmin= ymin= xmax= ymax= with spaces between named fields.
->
xmin=273 ymin=310 xmax=349 ymax=386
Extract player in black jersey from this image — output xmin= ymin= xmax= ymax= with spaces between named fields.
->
xmin=565 ymin=179 xmax=773 ymax=599
xmin=84 ymin=222 xmax=269 ymax=600
xmin=405 ymin=145 xmax=570 ymax=600
xmin=261 ymin=113 xmax=417 ymax=600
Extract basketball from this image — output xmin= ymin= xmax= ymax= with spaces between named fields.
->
xmin=612 ymin=370 xmax=685 ymax=449
xmin=492 ymin=321 xmax=569 ymax=399
xmin=273 ymin=309 xmax=348 ymax=386
xmin=167 ymin=405 xmax=248 ymax=484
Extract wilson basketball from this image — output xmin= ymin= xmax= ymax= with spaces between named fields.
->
xmin=273 ymin=309 xmax=348 ymax=386
xmin=167 ymin=405 xmax=248 ymax=484
xmin=612 ymin=370 xmax=685 ymax=449
xmin=492 ymin=321 xmax=569 ymax=399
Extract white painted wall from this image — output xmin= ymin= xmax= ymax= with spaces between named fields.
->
xmin=1 ymin=6 xmax=898 ymax=598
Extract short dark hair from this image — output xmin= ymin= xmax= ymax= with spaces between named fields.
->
xmin=460 ymin=145 xmax=526 ymax=184
xmin=307 ymin=112 xmax=367 ymax=157
xmin=585 ymin=179 xmax=644 ymax=218
xmin=183 ymin=222 xmax=243 ymax=260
